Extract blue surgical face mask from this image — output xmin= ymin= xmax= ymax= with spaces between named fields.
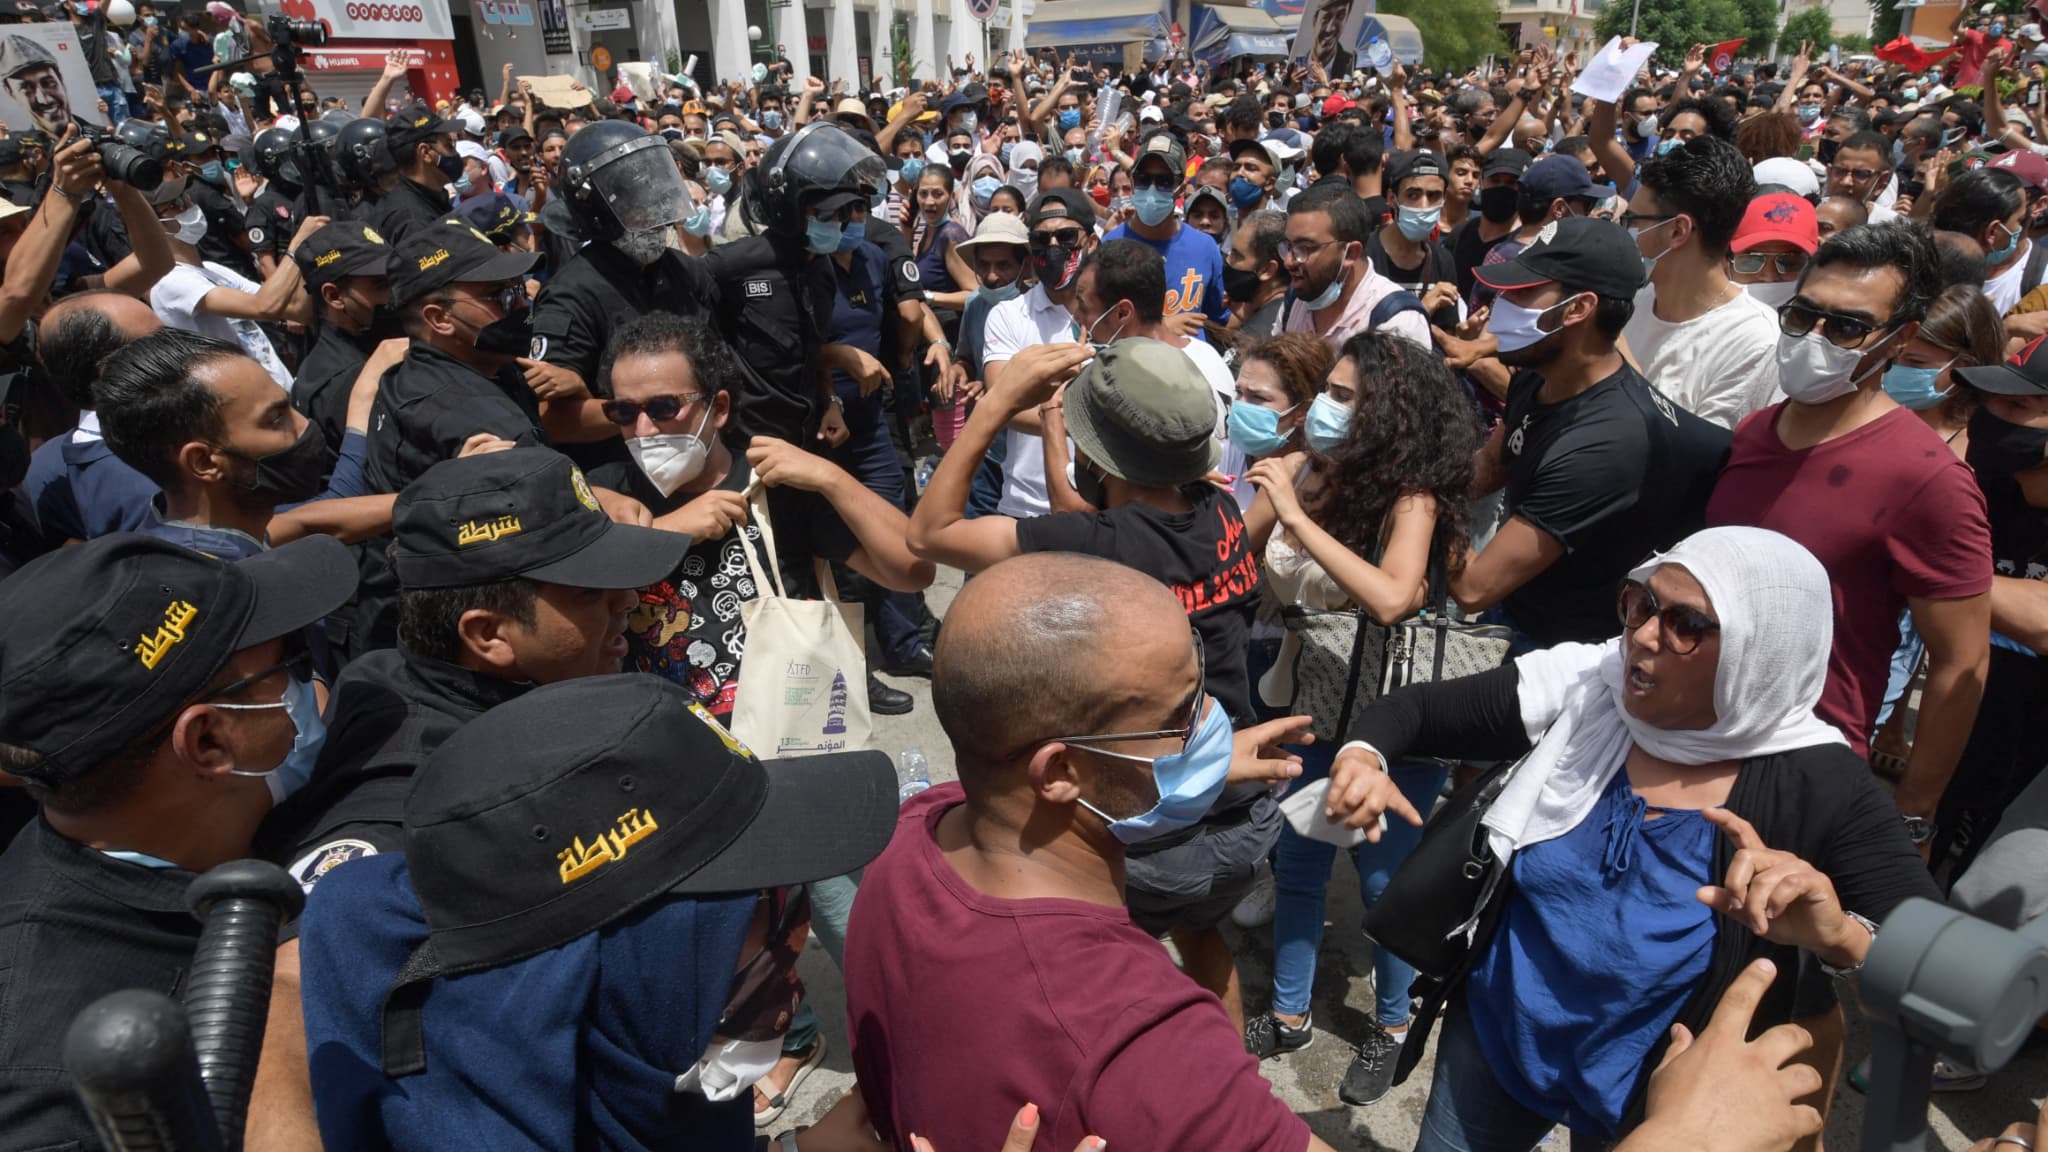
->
xmin=1132 ymin=186 xmax=1175 ymax=227
xmin=1227 ymin=399 xmax=1297 ymax=457
xmin=1631 ymin=216 xmax=1676 ymax=275
xmin=218 ymin=673 xmax=325 ymax=807
xmin=999 ymin=141 xmax=1015 ymax=166
xmin=1228 ymin=175 xmax=1264 ymax=209
xmin=1071 ymin=698 xmax=1233 ymax=844
xmin=704 ymin=166 xmax=732 ymax=196
xmin=972 ymin=175 xmax=1000 ymax=207
xmin=1883 ymin=358 xmax=1957 ymax=410
xmin=1654 ymin=138 xmax=1683 ymax=156
xmin=977 ymin=279 xmax=1021 ymax=304
xmin=682 ymin=202 xmax=712 ymax=237
xmin=806 ymin=217 xmax=842 ymax=255
xmin=836 ymin=219 xmax=866 ymax=251
xmin=1901 ymin=86 xmax=1920 ymax=103
xmin=1304 ymin=392 xmax=1352 ymax=453
xmin=1395 ymin=203 xmax=1441 ymax=241
xmin=1058 ymin=109 xmax=1082 ymax=132
xmin=1796 ymin=103 xmax=1823 ymax=124
xmin=1066 ymin=147 xmax=1084 ymax=166
xmin=761 ymin=109 xmax=784 ymax=131
xmin=198 ymin=159 xmax=225 ymax=185
xmin=1993 ymin=22 xmax=2006 ymax=37
xmin=1990 ymin=220 xmax=2022 ymax=264
xmin=898 ymin=157 xmax=924 ymax=186
xmin=453 ymin=173 xmax=474 ymax=196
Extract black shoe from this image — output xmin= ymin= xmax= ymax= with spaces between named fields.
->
xmin=867 ymin=674 xmax=913 ymax=716
xmin=882 ymin=644 xmax=935 ymax=679
xmin=1244 ymin=1011 xmax=1314 ymax=1059
xmin=1338 ymin=1024 xmax=1405 ymax=1106
xmin=918 ymin=608 xmax=940 ymax=647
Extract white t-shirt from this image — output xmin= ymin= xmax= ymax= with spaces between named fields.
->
xmin=1622 ymin=281 xmax=1781 ymax=429
xmin=1988 ymin=240 xmax=2032 ymax=315
xmin=150 ymin=261 xmax=294 ymax=390
xmin=1181 ymin=336 xmax=1254 ymax=509
xmin=982 ymin=283 xmax=1083 ymax=518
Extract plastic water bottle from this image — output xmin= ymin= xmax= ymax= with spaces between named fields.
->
xmin=897 ymin=746 xmax=932 ymax=803
xmin=914 ymin=455 xmax=939 ymax=496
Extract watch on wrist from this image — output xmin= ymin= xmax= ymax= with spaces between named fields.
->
xmin=1820 ymin=910 xmax=1878 ymax=978
xmin=1902 ymin=814 xmax=1936 ymax=845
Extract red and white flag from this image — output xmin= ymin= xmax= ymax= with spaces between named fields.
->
xmin=1708 ymin=37 xmax=1747 ymax=73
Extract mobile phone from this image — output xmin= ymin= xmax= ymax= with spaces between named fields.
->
xmin=1903 ymin=178 xmax=1926 ymax=199
xmin=1071 ymin=68 xmax=1089 ymax=82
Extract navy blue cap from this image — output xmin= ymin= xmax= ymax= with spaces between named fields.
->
xmin=1522 ymin=154 xmax=1615 ymax=202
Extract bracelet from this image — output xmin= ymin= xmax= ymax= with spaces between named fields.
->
xmin=825 ymin=395 xmax=844 ymax=407
xmin=1820 ymin=910 xmax=1879 ymax=978
xmin=1996 ymin=1135 xmax=2034 ymax=1151
xmin=50 ymin=184 xmax=83 ymax=205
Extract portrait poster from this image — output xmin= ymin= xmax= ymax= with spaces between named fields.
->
xmin=0 ymin=23 xmax=109 ymax=139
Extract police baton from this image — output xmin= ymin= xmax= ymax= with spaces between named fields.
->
xmin=183 ymin=860 xmax=304 ymax=1152
xmin=64 ymin=989 xmax=223 ymax=1152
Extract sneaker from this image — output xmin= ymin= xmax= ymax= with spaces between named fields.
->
xmin=1230 ymin=860 xmax=1276 ymax=929
xmin=1338 ymin=1024 xmax=1406 ymax=1106
xmin=1846 ymin=1054 xmax=1987 ymax=1095
xmin=1244 ymin=1011 xmax=1314 ymax=1059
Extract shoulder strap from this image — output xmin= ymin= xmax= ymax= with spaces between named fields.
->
xmin=2024 ymin=236 xmax=2048 ymax=297
xmin=1369 ymin=289 xmax=1427 ymax=330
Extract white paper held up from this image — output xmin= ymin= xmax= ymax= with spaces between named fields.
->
xmin=1572 ymin=36 xmax=1661 ymax=104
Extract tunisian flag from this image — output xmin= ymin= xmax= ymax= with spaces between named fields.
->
xmin=1708 ymin=37 xmax=1747 ymax=73
xmin=1875 ymin=35 xmax=1962 ymax=73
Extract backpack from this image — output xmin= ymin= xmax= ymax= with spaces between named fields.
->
xmin=2022 ymin=236 xmax=2048 ymax=299
xmin=1369 ymin=289 xmax=1428 ymax=329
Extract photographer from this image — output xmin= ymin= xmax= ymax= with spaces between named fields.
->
xmin=145 ymin=172 xmax=319 ymax=388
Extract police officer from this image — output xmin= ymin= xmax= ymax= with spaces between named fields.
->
xmin=292 ymin=219 xmax=397 ymax=450
xmin=173 ymin=127 xmax=258 ymax=279
xmin=0 ymin=133 xmax=39 ymax=205
xmin=369 ymin=101 xmax=464 ymax=244
xmin=336 ymin=115 xmax=399 ymax=217
xmin=527 ymin=120 xmax=715 ymax=408
xmin=262 ymin=446 xmax=686 ymax=887
xmin=245 ymin=126 xmax=304 ymax=276
xmin=0 ymin=531 xmax=356 ymax=1150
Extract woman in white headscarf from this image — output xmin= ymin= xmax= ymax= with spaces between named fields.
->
xmin=1320 ymin=526 xmax=1939 ymax=1151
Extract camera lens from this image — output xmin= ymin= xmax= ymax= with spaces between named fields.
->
xmin=96 ymin=142 xmax=163 ymax=191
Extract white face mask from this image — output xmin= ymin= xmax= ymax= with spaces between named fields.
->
xmin=674 ymin=1036 xmax=781 ymax=1101
xmin=624 ymin=402 xmax=713 ymax=496
xmin=1486 ymin=293 xmax=1578 ymax=353
xmin=1743 ymin=280 xmax=1799 ymax=309
xmin=169 ymin=201 xmax=207 ymax=245
xmin=1775 ymin=328 xmax=1886 ymax=404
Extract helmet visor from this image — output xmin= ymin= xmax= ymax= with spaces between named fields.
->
xmin=591 ymin=141 xmax=692 ymax=233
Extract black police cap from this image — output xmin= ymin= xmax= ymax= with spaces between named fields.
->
xmin=387 ymin=216 xmax=540 ymax=306
xmin=294 ymin=220 xmax=391 ymax=288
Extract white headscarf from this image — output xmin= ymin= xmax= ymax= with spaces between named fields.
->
xmin=1008 ymin=141 xmax=1043 ymax=201
xmin=1481 ymin=527 xmax=1846 ymax=862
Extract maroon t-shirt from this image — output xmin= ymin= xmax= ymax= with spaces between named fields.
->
xmin=845 ymin=785 xmax=1311 ymax=1152
xmin=1706 ymin=404 xmax=1991 ymax=754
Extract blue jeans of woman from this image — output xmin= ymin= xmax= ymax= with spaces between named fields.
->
xmin=1417 ymin=1002 xmax=1603 ymax=1152
xmin=1271 ymin=744 xmax=1449 ymax=1028
xmin=831 ymin=380 xmax=924 ymax=665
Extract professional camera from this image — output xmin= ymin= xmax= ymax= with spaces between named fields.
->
xmin=78 ymin=124 xmax=163 ymax=191
xmin=265 ymin=14 xmax=327 ymax=46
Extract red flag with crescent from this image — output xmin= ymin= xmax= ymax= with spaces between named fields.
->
xmin=1708 ymin=37 xmax=1747 ymax=73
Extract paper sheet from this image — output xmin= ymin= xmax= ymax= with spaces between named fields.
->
xmin=519 ymin=73 xmax=593 ymax=110
xmin=1571 ymin=36 xmax=1660 ymax=104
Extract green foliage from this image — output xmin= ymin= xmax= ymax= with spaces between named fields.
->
xmin=1592 ymin=0 xmax=1748 ymax=67
xmin=1871 ymin=4 xmax=1902 ymax=42
xmin=1376 ymin=0 xmax=1509 ymax=71
xmin=1739 ymin=0 xmax=1778 ymax=56
xmin=891 ymin=17 xmax=921 ymax=88
xmin=1780 ymin=4 xmax=1837 ymax=54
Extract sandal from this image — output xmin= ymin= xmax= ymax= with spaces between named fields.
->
xmin=752 ymin=1035 xmax=827 ymax=1129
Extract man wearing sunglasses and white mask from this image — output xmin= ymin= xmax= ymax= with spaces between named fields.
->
xmin=1708 ymin=221 xmax=1992 ymax=856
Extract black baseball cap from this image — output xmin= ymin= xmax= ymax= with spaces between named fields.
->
xmin=391 ymin=447 xmax=687 ymax=590
xmin=0 ymin=533 xmax=356 ymax=785
xmin=0 ymin=136 xmax=22 ymax=165
xmin=1957 ymin=333 xmax=2048 ymax=396
xmin=1027 ymin=187 xmax=1094 ymax=231
xmin=293 ymin=220 xmax=391 ymax=288
xmin=386 ymin=100 xmax=461 ymax=153
xmin=457 ymin=190 xmax=535 ymax=243
xmin=380 ymin=673 xmax=895 ymax=1073
xmin=1386 ymin=149 xmax=1448 ymax=190
xmin=388 ymin=216 xmax=540 ymax=306
xmin=1474 ymin=215 xmax=1647 ymax=299
xmin=1482 ymin=147 xmax=1532 ymax=180
xmin=498 ymin=125 xmax=533 ymax=147
xmin=1521 ymin=153 xmax=1615 ymax=202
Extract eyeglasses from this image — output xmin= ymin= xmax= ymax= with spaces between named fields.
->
xmin=1728 ymin=251 xmax=1809 ymax=277
xmin=600 ymin=392 xmax=707 ymax=425
xmin=1827 ymin=164 xmax=1882 ymax=183
xmin=1048 ymin=628 xmax=1207 ymax=758
xmin=1617 ymin=210 xmax=1677 ymax=231
xmin=1277 ymin=237 xmax=1340 ymax=265
xmin=1617 ymin=580 xmax=1721 ymax=655
xmin=1777 ymin=300 xmax=1896 ymax=348
xmin=1132 ymin=172 xmax=1178 ymax=192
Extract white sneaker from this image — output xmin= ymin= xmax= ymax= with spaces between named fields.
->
xmin=1231 ymin=860 xmax=1277 ymax=929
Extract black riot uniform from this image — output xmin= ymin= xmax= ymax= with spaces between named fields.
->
xmin=244 ymin=181 xmax=302 ymax=271
xmin=290 ymin=221 xmax=395 ymax=450
xmin=367 ymin=102 xmax=464 ymax=244
xmin=174 ymin=129 xmax=258 ymax=278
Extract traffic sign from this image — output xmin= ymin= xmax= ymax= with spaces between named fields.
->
xmin=591 ymin=44 xmax=613 ymax=73
xmin=966 ymin=0 xmax=996 ymax=22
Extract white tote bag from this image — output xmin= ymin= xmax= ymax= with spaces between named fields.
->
xmin=727 ymin=485 xmax=874 ymax=757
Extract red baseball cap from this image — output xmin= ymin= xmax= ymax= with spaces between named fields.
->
xmin=1731 ymin=192 xmax=1819 ymax=255
xmin=1322 ymin=93 xmax=1354 ymax=117
xmin=1988 ymin=148 xmax=2048 ymax=193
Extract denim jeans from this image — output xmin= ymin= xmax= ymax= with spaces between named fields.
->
xmin=781 ymin=870 xmax=862 ymax=1057
xmin=97 ymin=84 xmax=130 ymax=125
xmin=830 ymin=381 xmax=924 ymax=664
xmin=1417 ymin=1004 xmax=1601 ymax=1152
xmin=1271 ymin=744 xmax=1448 ymax=1028
xmin=1873 ymin=610 xmax=1920 ymax=731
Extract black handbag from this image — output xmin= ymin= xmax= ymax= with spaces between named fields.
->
xmin=1360 ymin=756 xmax=1519 ymax=981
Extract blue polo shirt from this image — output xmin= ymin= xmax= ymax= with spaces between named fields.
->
xmin=1100 ymin=220 xmax=1228 ymax=333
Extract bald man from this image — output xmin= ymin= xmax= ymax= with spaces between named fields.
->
xmin=844 ymin=552 xmax=1326 ymax=1152
xmin=22 ymin=291 xmax=164 ymax=545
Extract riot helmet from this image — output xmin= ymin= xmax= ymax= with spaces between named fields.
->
xmin=558 ymin=119 xmax=692 ymax=265
xmin=756 ymin=121 xmax=886 ymax=235
xmin=336 ymin=117 xmax=396 ymax=191
xmin=253 ymin=126 xmax=301 ymax=186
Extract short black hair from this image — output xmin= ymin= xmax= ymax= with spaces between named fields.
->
xmin=600 ymin=311 xmax=742 ymax=404
xmin=1839 ymin=130 xmax=1891 ymax=160
xmin=1310 ymin=121 xmax=1381 ymax=180
xmin=1218 ymin=96 xmax=1262 ymax=136
xmin=1038 ymin=155 xmax=1073 ymax=183
xmin=1933 ymin=228 xmax=1989 ymax=288
xmin=1666 ymin=97 xmax=1737 ymax=141
xmin=1082 ymin=239 xmax=1166 ymax=324
xmin=1237 ymin=208 xmax=1288 ymax=269
xmin=92 ymin=329 xmax=243 ymax=490
xmin=1555 ymin=134 xmax=1592 ymax=158
xmin=1828 ymin=107 xmax=1874 ymax=133
xmin=1636 ymin=135 xmax=1754 ymax=256
xmin=39 ymin=291 xmax=137 ymax=409
xmin=1592 ymin=294 xmax=1635 ymax=340
xmin=398 ymin=578 xmax=540 ymax=663
xmin=1287 ymin=182 xmax=1373 ymax=245
xmin=1933 ymin=168 xmax=2026 ymax=238
xmin=1806 ymin=220 xmax=1941 ymax=325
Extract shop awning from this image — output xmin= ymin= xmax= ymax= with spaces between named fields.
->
xmin=1190 ymin=3 xmax=1291 ymax=63
xmin=1258 ymin=0 xmax=1303 ymax=32
xmin=1025 ymin=0 xmax=1168 ymax=51
xmin=1355 ymin=13 xmax=1425 ymax=65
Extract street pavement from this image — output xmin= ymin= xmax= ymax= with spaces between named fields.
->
xmin=772 ymin=568 xmax=2044 ymax=1150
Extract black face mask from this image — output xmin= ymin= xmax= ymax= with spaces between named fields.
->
xmin=1478 ymin=185 xmax=1520 ymax=223
xmin=1222 ymin=262 xmax=1264 ymax=305
xmin=1031 ymin=243 xmax=1083 ymax=291
xmin=220 ymin=420 xmax=333 ymax=505
xmin=1817 ymin=137 xmax=1842 ymax=166
xmin=1968 ymin=405 xmax=2048 ymax=485
xmin=367 ymin=302 xmax=406 ymax=342
xmin=1075 ymin=459 xmax=1108 ymax=508
xmin=471 ymin=305 xmax=534 ymax=357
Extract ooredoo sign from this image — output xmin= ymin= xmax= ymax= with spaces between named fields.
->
xmin=277 ymin=0 xmax=454 ymax=41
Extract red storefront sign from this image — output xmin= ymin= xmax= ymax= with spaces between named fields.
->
xmin=300 ymin=41 xmax=460 ymax=107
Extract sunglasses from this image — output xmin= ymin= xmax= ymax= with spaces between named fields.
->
xmin=1028 ymin=228 xmax=1086 ymax=249
xmin=1777 ymin=300 xmax=1896 ymax=348
xmin=1827 ymin=164 xmax=1882 ymax=183
xmin=1617 ymin=580 xmax=1721 ymax=656
xmin=599 ymin=392 xmax=707 ymax=425
xmin=1729 ymin=252 xmax=1808 ymax=277
xmin=1132 ymin=172 xmax=1178 ymax=192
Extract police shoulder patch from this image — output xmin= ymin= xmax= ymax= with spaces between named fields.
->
xmin=529 ymin=335 xmax=548 ymax=361
xmin=248 ymin=227 xmax=266 ymax=245
xmin=902 ymin=261 xmax=920 ymax=283
xmin=289 ymin=838 xmax=378 ymax=894
xmin=743 ymin=279 xmax=772 ymax=298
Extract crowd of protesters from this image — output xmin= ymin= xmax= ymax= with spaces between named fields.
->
xmin=0 ymin=3 xmax=2046 ymax=1150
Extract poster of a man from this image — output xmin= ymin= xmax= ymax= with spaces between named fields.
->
xmin=0 ymin=25 xmax=108 ymax=138
xmin=1290 ymin=0 xmax=1355 ymax=73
